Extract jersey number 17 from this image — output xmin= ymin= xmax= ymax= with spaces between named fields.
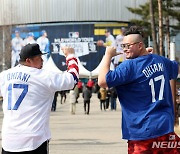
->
xmin=149 ymin=75 xmax=165 ymax=102
xmin=8 ymin=83 xmax=28 ymax=110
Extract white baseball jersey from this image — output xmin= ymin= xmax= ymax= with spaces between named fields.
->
xmin=113 ymin=34 xmax=126 ymax=64
xmin=36 ymin=37 xmax=49 ymax=53
xmin=23 ymin=38 xmax=36 ymax=46
xmin=37 ymin=36 xmax=50 ymax=65
xmin=11 ymin=37 xmax=24 ymax=67
xmin=0 ymin=54 xmax=79 ymax=152
xmin=12 ymin=37 xmax=23 ymax=52
xmin=105 ymin=34 xmax=115 ymax=47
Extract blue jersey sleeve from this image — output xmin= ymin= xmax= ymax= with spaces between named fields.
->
xmin=106 ymin=60 xmax=134 ymax=88
xmin=168 ymin=60 xmax=178 ymax=80
xmin=162 ymin=56 xmax=178 ymax=80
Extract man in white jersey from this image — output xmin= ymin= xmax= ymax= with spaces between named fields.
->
xmin=96 ymin=29 xmax=115 ymax=47
xmin=11 ymin=30 xmax=24 ymax=67
xmin=113 ymin=27 xmax=126 ymax=67
xmin=0 ymin=43 xmax=79 ymax=154
xmin=37 ymin=30 xmax=50 ymax=65
xmin=23 ymin=32 xmax=36 ymax=45
xmin=96 ymin=29 xmax=116 ymax=70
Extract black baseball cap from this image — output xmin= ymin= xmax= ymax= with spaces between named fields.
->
xmin=19 ymin=43 xmax=45 ymax=61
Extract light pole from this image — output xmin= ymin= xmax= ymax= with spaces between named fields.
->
xmin=170 ymin=40 xmax=179 ymax=126
xmin=2 ymin=27 xmax=5 ymax=71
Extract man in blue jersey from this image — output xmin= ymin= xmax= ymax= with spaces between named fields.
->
xmin=98 ymin=26 xmax=179 ymax=153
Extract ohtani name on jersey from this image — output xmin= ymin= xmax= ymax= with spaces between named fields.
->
xmin=142 ymin=63 xmax=164 ymax=78
xmin=7 ymin=72 xmax=30 ymax=82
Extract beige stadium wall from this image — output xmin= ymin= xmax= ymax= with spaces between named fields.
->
xmin=0 ymin=0 xmax=146 ymax=26
xmin=0 ymin=0 xmax=147 ymax=70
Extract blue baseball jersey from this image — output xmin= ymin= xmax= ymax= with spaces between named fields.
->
xmin=106 ymin=54 xmax=178 ymax=140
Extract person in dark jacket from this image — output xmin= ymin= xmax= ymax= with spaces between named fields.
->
xmin=51 ymin=91 xmax=58 ymax=111
xmin=82 ymin=85 xmax=92 ymax=114
xmin=109 ymin=87 xmax=117 ymax=110
xmin=98 ymin=87 xmax=107 ymax=111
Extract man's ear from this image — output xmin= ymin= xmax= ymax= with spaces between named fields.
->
xmin=25 ymin=58 xmax=31 ymax=64
xmin=138 ymin=42 xmax=143 ymax=49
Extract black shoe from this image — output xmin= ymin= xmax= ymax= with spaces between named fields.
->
xmin=51 ymin=108 xmax=56 ymax=111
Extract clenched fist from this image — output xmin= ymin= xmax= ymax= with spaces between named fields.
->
xmin=105 ymin=46 xmax=122 ymax=58
xmin=146 ymin=47 xmax=153 ymax=54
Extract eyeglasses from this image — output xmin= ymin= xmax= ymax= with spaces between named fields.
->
xmin=121 ymin=42 xmax=141 ymax=49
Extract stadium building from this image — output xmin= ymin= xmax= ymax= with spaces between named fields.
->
xmin=0 ymin=0 xmax=179 ymax=77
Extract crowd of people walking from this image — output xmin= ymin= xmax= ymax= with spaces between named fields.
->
xmin=51 ymin=78 xmax=118 ymax=114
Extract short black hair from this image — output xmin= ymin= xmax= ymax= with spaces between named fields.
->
xmin=124 ymin=26 xmax=144 ymax=38
xmin=105 ymin=28 xmax=111 ymax=33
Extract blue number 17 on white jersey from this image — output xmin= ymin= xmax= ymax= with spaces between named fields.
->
xmin=8 ymin=83 xmax=28 ymax=110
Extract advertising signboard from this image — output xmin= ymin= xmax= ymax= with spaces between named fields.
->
xmin=11 ymin=22 xmax=128 ymax=77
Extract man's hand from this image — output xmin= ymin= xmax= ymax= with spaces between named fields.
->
xmin=98 ymin=46 xmax=122 ymax=88
xmin=105 ymin=46 xmax=122 ymax=58
xmin=61 ymin=47 xmax=75 ymax=57
xmin=146 ymin=47 xmax=153 ymax=54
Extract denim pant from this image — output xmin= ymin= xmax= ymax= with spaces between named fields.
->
xmin=110 ymin=97 xmax=116 ymax=110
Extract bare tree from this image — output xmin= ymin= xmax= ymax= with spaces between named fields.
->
xmin=0 ymin=1 xmax=13 ymax=71
xmin=149 ymin=0 xmax=159 ymax=54
xmin=4 ymin=26 xmax=12 ymax=69
xmin=0 ymin=27 xmax=3 ymax=71
xmin=165 ymin=2 xmax=170 ymax=58
xmin=0 ymin=26 xmax=11 ymax=71
xmin=158 ymin=0 xmax=163 ymax=56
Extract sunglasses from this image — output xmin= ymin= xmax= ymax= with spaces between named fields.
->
xmin=121 ymin=42 xmax=141 ymax=49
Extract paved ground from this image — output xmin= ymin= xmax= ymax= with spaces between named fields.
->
xmin=0 ymin=93 xmax=128 ymax=154
xmin=1 ymin=93 xmax=180 ymax=154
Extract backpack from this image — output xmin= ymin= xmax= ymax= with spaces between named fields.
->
xmin=99 ymin=89 xmax=107 ymax=100
xmin=77 ymin=81 xmax=83 ymax=89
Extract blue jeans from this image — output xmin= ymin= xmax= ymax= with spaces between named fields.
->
xmin=110 ymin=97 xmax=116 ymax=110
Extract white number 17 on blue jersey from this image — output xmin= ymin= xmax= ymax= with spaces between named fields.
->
xmin=8 ymin=83 xmax=28 ymax=110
